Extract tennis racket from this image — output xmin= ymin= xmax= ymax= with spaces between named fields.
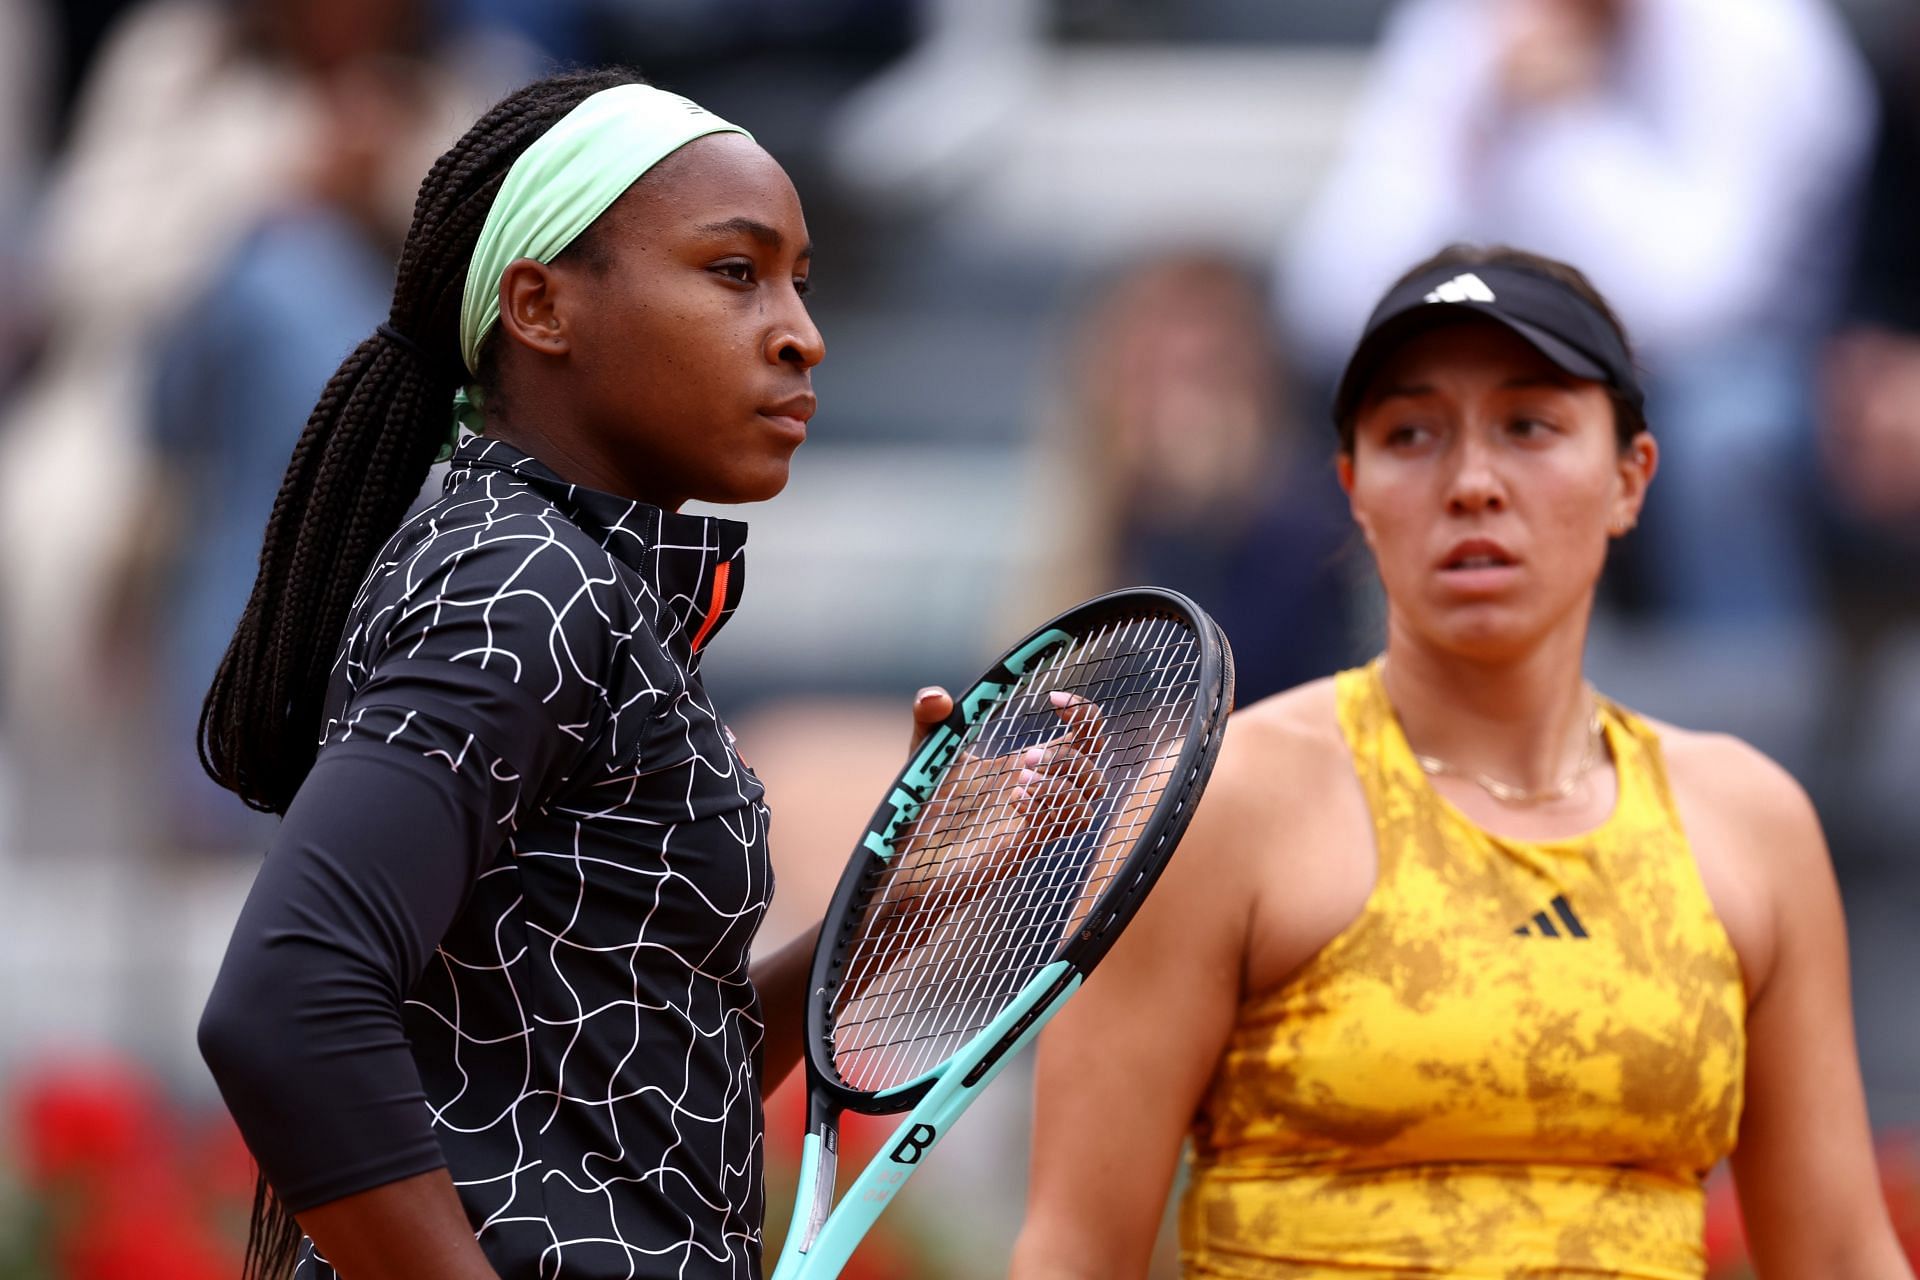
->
xmin=769 ymin=587 xmax=1234 ymax=1279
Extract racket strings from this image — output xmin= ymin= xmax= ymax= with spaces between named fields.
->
xmin=832 ymin=618 xmax=1151 ymax=1004
xmin=852 ymin=617 xmax=1194 ymax=941
xmin=843 ymin=636 xmax=1187 ymax=959
xmin=826 ymin=613 xmax=1202 ymax=1092
xmin=837 ymin=721 xmax=1167 ymax=1028
xmin=836 ymin=677 xmax=1192 ymax=1087
xmin=834 ymin=615 xmax=1183 ymax=1005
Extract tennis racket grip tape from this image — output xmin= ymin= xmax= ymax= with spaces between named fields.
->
xmin=793 ymin=1117 xmax=836 ymax=1254
xmin=770 ymin=960 xmax=1085 ymax=1279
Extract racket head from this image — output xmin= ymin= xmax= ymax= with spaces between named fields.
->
xmin=801 ymin=587 xmax=1234 ymax=1117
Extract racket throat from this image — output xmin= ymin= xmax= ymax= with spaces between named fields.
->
xmin=798 ymin=1121 xmax=839 ymax=1253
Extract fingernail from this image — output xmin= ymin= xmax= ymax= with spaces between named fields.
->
xmin=1019 ymin=768 xmax=1039 ymax=786
xmin=1023 ymin=747 xmax=1044 ymax=767
xmin=1011 ymin=786 xmax=1029 ymax=805
xmin=916 ymin=687 xmax=941 ymax=704
xmin=1049 ymin=691 xmax=1072 ymax=707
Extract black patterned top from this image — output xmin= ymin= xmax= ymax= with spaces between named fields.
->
xmin=200 ymin=437 xmax=774 ymax=1279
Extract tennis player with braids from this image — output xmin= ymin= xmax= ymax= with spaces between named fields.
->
xmin=1013 ymin=246 xmax=1914 ymax=1279
xmin=194 ymin=70 xmax=1099 ymax=1280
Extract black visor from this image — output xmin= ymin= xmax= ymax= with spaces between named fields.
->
xmin=1332 ymin=261 xmax=1644 ymax=430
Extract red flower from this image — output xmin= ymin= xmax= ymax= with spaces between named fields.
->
xmin=1878 ymin=1132 xmax=1920 ymax=1263
xmin=15 ymin=1055 xmax=164 ymax=1189
xmin=59 ymin=1201 xmax=232 ymax=1280
xmin=9 ymin=1051 xmax=245 ymax=1277
xmin=1701 ymin=1165 xmax=1747 ymax=1274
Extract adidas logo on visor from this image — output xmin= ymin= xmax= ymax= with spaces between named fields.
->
xmin=1424 ymin=272 xmax=1496 ymax=305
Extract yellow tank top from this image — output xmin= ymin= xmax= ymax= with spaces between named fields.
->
xmin=1181 ymin=662 xmax=1746 ymax=1279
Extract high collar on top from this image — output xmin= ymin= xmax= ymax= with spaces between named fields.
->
xmin=445 ymin=436 xmax=750 ymax=664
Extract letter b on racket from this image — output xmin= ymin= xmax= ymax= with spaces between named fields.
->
xmin=888 ymin=1123 xmax=938 ymax=1165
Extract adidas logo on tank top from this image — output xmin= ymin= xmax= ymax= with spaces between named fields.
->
xmin=1513 ymin=894 xmax=1589 ymax=939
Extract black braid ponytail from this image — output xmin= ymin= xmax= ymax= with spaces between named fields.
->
xmin=201 ymin=66 xmax=642 ymax=1280
xmin=201 ymin=66 xmax=641 ymax=815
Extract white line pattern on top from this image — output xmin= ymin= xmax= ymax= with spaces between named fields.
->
xmin=298 ymin=438 xmax=771 ymax=1280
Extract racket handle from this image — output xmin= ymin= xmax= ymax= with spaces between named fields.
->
xmin=771 ymin=1093 xmax=841 ymax=1280
xmin=781 ymin=961 xmax=1084 ymax=1280
xmin=798 ymin=1122 xmax=838 ymax=1253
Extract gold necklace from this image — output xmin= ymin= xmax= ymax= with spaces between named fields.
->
xmin=1410 ymin=689 xmax=1605 ymax=806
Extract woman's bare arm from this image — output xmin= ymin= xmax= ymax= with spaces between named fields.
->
xmin=752 ymin=920 xmax=823 ymax=1090
xmin=1683 ymin=738 xmax=1914 ymax=1278
xmin=297 ymin=1171 xmax=500 ymax=1280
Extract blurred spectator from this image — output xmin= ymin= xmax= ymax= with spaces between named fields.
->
xmin=0 ymin=0 xmax=52 ymax=405
xmin=0 ymin=0 xmax=524 ymax=851
xmin=0 ymin=0 xmax=50 ymax=231
xmin=1810 ymin=15 xmax=1920 ymax=1113
xmin=1280 ymin=0 xmax=1875 ymax=622
xmin=1819 ymin=7 xmax=1920 ymax=647
xmin=1826 ymin=334 xmax=1920 ymax=540
xmin=136 ymin=211 xmax=395 ymax=851
xmin=1034 ymin=253 xmax=1360 ymax=704
xmin=41 ymin=0 xmax=142 ymax=143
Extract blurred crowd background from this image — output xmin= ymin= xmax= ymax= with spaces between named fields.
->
xmin=0 ymin=0 xmax=1917 ymax=1274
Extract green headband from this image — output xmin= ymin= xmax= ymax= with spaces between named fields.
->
xmin=457 ymin=83 xmax=752 ymax=380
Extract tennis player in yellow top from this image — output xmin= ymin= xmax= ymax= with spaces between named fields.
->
xmin=1010 ymin=244 xmax=1914 ymax=1279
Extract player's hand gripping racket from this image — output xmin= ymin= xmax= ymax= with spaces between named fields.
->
xmin=770 ymin=587 xmax=1234 ymax=1279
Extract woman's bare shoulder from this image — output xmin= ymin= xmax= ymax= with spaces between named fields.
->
xmin=1192 ymin=676 xmax=1354 ymax=832
xmin=1141 ymin=676 xmax=1361 ymax=977
xmin=1640 ymin=713 xmax=1828 ymax=983
xmin=1228 ymin=677 xmax=1347 ymax=761
xmin=1638 ymin=720 xmax=1858 ymax=1018
xmin=1641 ymin=715 xmax=1819 ymax=839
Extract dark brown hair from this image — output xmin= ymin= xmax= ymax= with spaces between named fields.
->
xmin=1336 ymin=243 xmax=1648 ymax=454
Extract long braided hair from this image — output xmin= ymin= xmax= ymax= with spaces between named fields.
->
xmin=201 ymin=66 xmax=642 ymax=1280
